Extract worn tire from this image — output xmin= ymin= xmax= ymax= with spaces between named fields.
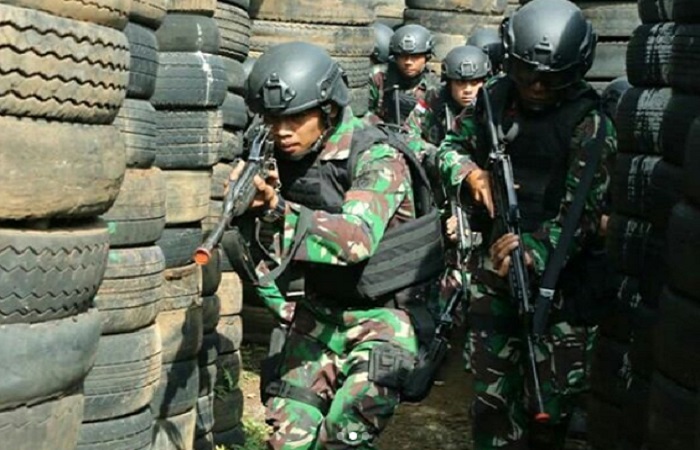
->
xmin=162 ymin=264 xmax=201 ymax=311
xmin=351 ymin=86 xmax=370 ymax=117
xmin=626 ymin=23 xmax=673 ymax=88
xmin=156 ymin=225 xmax=203 ymax=268
xmin=201 ymin=247 xmax=223 ymax=298
xmin=113 ymin=100 xmax=157 ymax=168
xmin=337 ymin=56 xmax=371 ymax=89
xmin=201 ymin=296 xmax=221 ymax=334
xmin=222 ymin=93 xmax=248 ymax=130
xmin=156 ymin=110 xmax=222 ymax=169
xmin=157 ymin=305 xmax=204 ymax=363
xmin=194 ymin=432 xmax=215 ymax=450
xmin=215 ymin=351 xmax=242 ymax=391
xmin=666 ymin=201 xmax=700 ymax=301
xmin=638 ymin=0 xmax=700 ymax=24
xmin=0 ymin=392 xmax=84 ymax=450
xmin=241 ymin=304 xmax=275 ymax=344
xmin=223 ymin=57 xmax=246 ymax=94
xmin=82 ymin=323 xmax=162 ymax=421
xmin=196 ymin=393 xmax=215 ymax=437
xmin=403 ymin=9 xmax=502 ymax=36
xmin=590 ymin=337 xmax=629 ymax=406
xmin=151 ymin=361 xmax=200 ymax=418
xmin=2 ymin=0 xmax=130 ymax=29
xmin=156 ymin=14 xmax=220 ymax=53
xmin=94 ymin=245 xmax=164 ymax=334
xmin=216 ymin=315 xmax=243 ymax=354
xmin=151 ymin=53 xmax=228 ymax=109
xmin=212 ymin=423 xmax=245 ymax=447
xmin=152 ymin=408 xmax=197 ymax=450
xmin=405 ymin=0 xmax=506 ymax=14
xmin=163 ymin=170 xmax=211 ymax=224
xmin=668 ymin=24 xmax=700 ymax=95
xmin=211 ymin=163 xmax=233 ymax=200
xmin=0 ymin=222 xmax=109 ymax=325
xmin=248 ymin=0 xmax=373 ymax=24
xmin=218 ymin=272 xmax=243 ymax=316
xmin=130 ymin=0 xmax=168 ymax=27
xmin=125 ymin=23 xmax=158 ymax=99
xmin=606 ymin=214 xmax=664 ymax=277
xmin=167 ymin=0 xmax=217 ymax=15
xmin=611 ymin=154 xmax=682 ymax=229
xmin=0 ymin=117 xmax=126 ymax=221
xmin=102 ymin=168 xmax=166 ymax=247
xmin=220 ymin=130 xmax=244 ymax=161
xmin=215 ymin=2 xmax=251 ymax=61
xmin=77 ymin=407 xmax=152 ymax=450
xmin=0 ymin=5 xmax=129 ymax=123
xmin=587 ymin=396 xmax=621 ymax=450
xmin=684 ymin=117 xmax=700 ymax=206
xmin=212 ymin=388 xmax=243 ymax=432
xmin=647 ymin=372 xmax=697 ymax=450
xmin=251 ymin=21 xmax=373 ymax=56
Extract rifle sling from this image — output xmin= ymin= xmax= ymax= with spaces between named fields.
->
xmin=532 ymin=112 xmax=607 ymax=332
xmin=258 ymin=206 xmax=314 ymax=286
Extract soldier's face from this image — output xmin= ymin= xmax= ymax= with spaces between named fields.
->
xmin=265 ymin=109 xmax=326 ymax=159
xmin=450 ymin=78 xmax=485 ymax=107
xmin=515 ymin=80 xmax=561 ymax=110
xmin=396 ymin=54 xmax=427 ymax=78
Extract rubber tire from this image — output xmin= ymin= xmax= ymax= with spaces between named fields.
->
xmin=223 ymin=57 xmax=246 ymax=94
xmin=167 ymin=0 xmax=217 ymax=15
xmin=130 ymin=0 xmax=168 ymax=28
xmin=212 ymin=388 xmax=243 ymax=432
xmin=156 ymin=225 xmax=203 ymax=269
xmin=215 ymin=2 xmax=251 ymax=62
xmin=618 ymin=374 xmax=651 ymax=448
xmin=405 ymin=0 xmax=507 ymax=14
xmin=195 ymin=432 xmax=215 ymax=450
xmin=586 ymin=396 xmax=621 ymax=450
xmin=94 ymin=245 xmax=165 ymax=335
xmin=2 ymin=0 xmax=130 ymax=29
xmin=221 ymin=130 xmax=244 ymax=162
xmin=590 ymin=337 xmax=629 ymax=406
xmin=647 ymin=372 xmax=697 ymax=450
xmin=222 ymin=93 xmax=249 ymax=130
xmin=102 ymin=168 xmax=167 ymax=247
xmin=216 ymin=315 xmax=243 ymax=354
xmin=201 ymin=296 xmax=222 ymax=334
xmin=0 ymin=392 xmax=84 ymax=450
xmin=241 ymin=304 xmax=275 ymax=345
xmin=626 ymin=23 xmax=673 ymax=88
xmin=351 ymin=86 xmax=370 ymax=117
xmin=196 ymin=393 xmax=215 ymax=437
xmin=587 ymin=41 xmax=627 ymax=80
xmin=163 ymin=170 xmax=211 ymax=225
xmin=218 ymin=272 xmax=243 ymax=316
xmin=684 ymin=117 xmax=700 ymax=206
xmin=152 ymin=408 xmax=197 ymax=450
xmin=669 ymin=24 xmax=700 ymax=95
xmin=82 ymin=323 xmax=162 ymax=421
xmin=666 ymin=201 xmax=700 ymax=301
xmin=638 ymin=0 xmax=700 ymax=24
xmin=616 ymin=87 xmax=700 ymax=165
xmin=337 ymin=56 xmax=371 ymax=89
xmin=0 ymin=5 xmax=129 ymax=123
xmin=113 ymin=99 xmax=158 ymax=169
xmin=403 ymin=8 xmax=502 ymax=35
xmin=606 ymin=214 xmax=662 ymax=277
xmin=251 ymin=21 xmax=373 ymax=57
xmin=156 ymin=14 xmax=220 ymax=53
xmin=151 ymin=361 xmax=200 ymax=418
xmin=0 ymin=310 xmax=100 ymax=409
xmin=611 ymin=154 xmax=683 ymax=229
xmin=211 ymin=163 xmax=234 ymax=200
xmin=201 ymin=248 xmax=223 ymax=298
xmin=77 ymin=407 xmax=152 ymax=450
xmin=151 ymin=53 xmax=227 ymax=109
xmin=578 ymin=2 xmax=641 ymax=38
xmin=248 ymin=0 xmax=373 ymax=24
xmin=220 ymin=0 xmax=250 ymax=10
xmin=216 ymin=351 xmax=242 ymax=392
xmin=0 ymin=117 xmax=126 ymax=221
xmin=432 ymin=32 xmax=470 ymax=62
xmin=213 ymin=423 xmax=245 ymax=448
xmin=162 ymin=264 xmax=201 ymax=311
xmin=125 ymin=23 xmax=158 ymax=99
xmin=629 ymin=305 xmax=658 ymax=378
xmin=157 ymin=305 xmax=204 ymax=364
xmin=0 ymin=221 xmax=109 ymax=325
xmin=156 ymin=110 xmax=222 ymax=170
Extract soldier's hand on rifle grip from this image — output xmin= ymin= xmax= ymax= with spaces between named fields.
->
xmin=465 ymin=168 xmax=494 ymax=218
xmin=251 ymin=174 xmax=279 ymax=210
xmin=490 ymin=233 xmax=533 ymax=277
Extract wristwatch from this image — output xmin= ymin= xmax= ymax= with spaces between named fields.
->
xmin=261 ymin=196 xmax=286 ymax=223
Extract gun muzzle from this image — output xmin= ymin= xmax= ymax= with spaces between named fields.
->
xmin=194 ymin=246 xmax=213 ymax=266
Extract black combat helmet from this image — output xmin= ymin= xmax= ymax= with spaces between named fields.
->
xmin=503 ymin=0 xmax=596 ymax=91
xmin=246 ymin=42 xmax=349 ymax=116
xmin=441 ymin=45 xmax=492 ymax=82
xmin=601 ymin=76 xmax=631 ymax=122
xmin=371 ymin=22 xmax=394 ymax=64
xmin=467 ymin=27 xmax=504 ymax=71
xmin=389 ymin=24 xmax=435 ymax=58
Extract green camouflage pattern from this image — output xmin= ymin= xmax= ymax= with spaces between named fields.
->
xmin=368 ymin=66 xmax=441 ymax=124
xmin=436 ymin=85 xmax=616 ymax=449
xmin=404 ymin=86 xmax=471 ymax=149
xmin=255 ymin=105 xmax=420 ymax=449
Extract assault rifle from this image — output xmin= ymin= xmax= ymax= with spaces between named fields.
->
xmin=194 ymin=125 xmax=276 ymax=277
xmin=481 ymin=88 xmax=550 ymax=423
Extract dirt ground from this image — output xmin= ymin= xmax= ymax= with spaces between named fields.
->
xmin=238 ymin=327 xmax=590 ymax=450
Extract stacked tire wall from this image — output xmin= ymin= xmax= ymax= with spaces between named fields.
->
xmin=0 ymin=0 xmax=131 ymax=448
xmin=78 ymin=2 xmax=167 ymax=449
xmin=587 ymin=1 xmax=700 ymax=449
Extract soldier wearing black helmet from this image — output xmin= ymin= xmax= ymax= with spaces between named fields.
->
xmin=437 ymin=0 xmax=617 ymax=448
xmin=368 ymin=23 xmax=441 ymax=126
xmin=467 ymin=27 xmax=505 ymax=74
xmin=233 ymin=41 xmax=444 ymax=449
xmin=370 ymin=22 xmax=394 ymax=76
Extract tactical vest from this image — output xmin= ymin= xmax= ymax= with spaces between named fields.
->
xmin=380 ymin=65 xmax=423 ymax=125
xmin=475 ymin=78 xmax=600 ymax=233
xmin=276 ymin=125 xmax=445 ymax=307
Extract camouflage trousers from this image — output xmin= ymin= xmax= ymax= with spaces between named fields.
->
xmin=467 ymin=264 xmax=594 ymax=450
xmin=263 ymin=304 xmax=418 ymax=450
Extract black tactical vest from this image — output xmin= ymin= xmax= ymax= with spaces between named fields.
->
xmin=382 ymin=65 xmax=422 ymax=125
xmin=276 ymin=125 xmax=445 ymax=307
xmin=475 ymin=78 xmax=600 ymax=233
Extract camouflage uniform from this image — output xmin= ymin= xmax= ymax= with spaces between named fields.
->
xmin=256 ymin=106 xmax=420 ymax=450
xmin=368 ymin=64 xmax=441 ymax=126
xmin=438 ymin=80 xmax=617 ymax=450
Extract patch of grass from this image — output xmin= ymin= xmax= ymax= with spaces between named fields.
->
xmin=216 ymin=418 xmax=270 ymax=450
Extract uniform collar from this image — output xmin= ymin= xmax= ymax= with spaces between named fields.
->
xmin=319 ymin=106 xmax=361 ymax=161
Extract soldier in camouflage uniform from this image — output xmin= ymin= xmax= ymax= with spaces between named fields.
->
xmin=368 ymin=24 xmax=441 ymax=126
xmin=437 ymin=1 xmax=617 ymax=448
xmin=238 ymin=41 xmax=444 ymax=450
xmin=370 ymin=22 xmax=393 ymax=77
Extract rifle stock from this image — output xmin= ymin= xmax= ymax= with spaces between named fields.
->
xmin=481 ymin=89 xmax=550 ymax=424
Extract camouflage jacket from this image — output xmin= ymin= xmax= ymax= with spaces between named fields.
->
xmin=256 ymin=106 xmax=419 ymax=354
xmin=437 ymin=81 xmax=617 ymax=279
xmin=368 ymin=64 xmax=441 ymax=123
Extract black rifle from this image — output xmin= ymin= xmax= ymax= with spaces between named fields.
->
xmin=194 ymin=125 xmax=276 ymax=277
xmin=482 ymin=88 xmax=550 ymax=424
